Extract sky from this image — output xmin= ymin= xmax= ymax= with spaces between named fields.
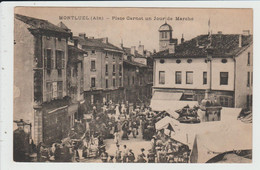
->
xmin=15 ymin=7 xmax=253 ymax=52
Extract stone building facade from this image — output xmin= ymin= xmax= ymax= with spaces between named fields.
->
xmin=14 ymin=14 xmax=72 ymax=145
xmin=73 ymin=34 xmax=124 ymax=113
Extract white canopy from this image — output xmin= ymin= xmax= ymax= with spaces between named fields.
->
xmin=155 ymin=116 xmax=179 ymax=131
xmin=164 ymin=107 xmax=252 ymax=163
xmin=150 ymin=99 xmax=198 ymax=112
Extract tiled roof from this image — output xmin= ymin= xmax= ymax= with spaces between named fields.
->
xmin=73 ymin=36 xmax=123 ymax=52
xmin=68 ymin=45 xmax=87 ymax=54
xmin=122 ymin=47 xmax=146 ymax=58
xmin=153 ymin=34 xmax=252 ymax=58
xmin=15 ymin=14 xmax=70 ymax=35
xmin=123 ymin=59 xmax=147 ymax=68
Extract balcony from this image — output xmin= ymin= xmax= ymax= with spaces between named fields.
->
xmin=90 ymin=69 xmax=96 ymax=72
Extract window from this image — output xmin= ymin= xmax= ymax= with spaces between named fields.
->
xmin=186 ymin=71 xmax=193 ymax=84
xmin=220 ymin=96 xmax=229 ymax=107
xmin=132 ymin=76 xmax=135 ymax=85
xmin=45 ymin=49 xmax=52 ymax=69
xmin=91 ymin=77 xmax=95 ymax=87
xmin=113 ymin=64 xmax=115 ymax=73
xmin=128 ymin=76 xmax=130 ymax=86
xmin=203 ymin=72 xmax=207 ymax=85
xmin=56 ymin=50 xmax=64 ymax=69
xmin=251 ymin=72 xmax=253 ymax=86
xmin=91 ymin=60 xmax=96 ymax=71
xmin=113 ymin=78 xmax=116 ymax=87
xmin=106 ymin=79 xmax=108 ymax=88
xmin=247 ymin=72 xmax=250 ymax=87
xmin=221 ymin=59 xmax=227 ymax=63
xmin=176 ymin=59 xmax=181 ymax=64
xmin=175 ymin=71 xmax=182 ymax=84
xmin=58 ymin=69 xmax=62 ymax=77
xmin=119 ymin=77 xmax=122 ymax=87
xmin=46 ymin=82 xmax=53 ymax=102
xmin=91 ymin=50 xmax=95 ymax=54
xmin=105 ymin=64 xmax=108 ymax=75
xmin=105 ymin=52 xmax=108 ymax=57
xmin=220 ymin=72 xmax=228 ymax=85
xmin=160 ymin=59 xmax=165 ymax=64
xmin=159 ymin=71 xmax=165 ymax=84
xmin=57 ymin=81 xmax=63 ymax=99
xmin=187 ymin=59 xmax=192 ymax=63
xmin=113 ymin=54 xmax=115 ymax=59
xmin=58 ymin=37 xmax=61 ymax=41
xmin=119 ymin=64 xmax=122 ymax=72
xmin=248 ymin=52 xmax=250 ymax=65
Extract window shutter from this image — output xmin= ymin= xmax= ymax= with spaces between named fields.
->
xmin=51 ymin=50 xmax=54 ymax=69
xmin=62 ymin=51 xmax=65 ymax=69
xmin=44 ymin=49 xmax=47 ymax=68
xmin=55 ymin=50 xmax=58 ymax=69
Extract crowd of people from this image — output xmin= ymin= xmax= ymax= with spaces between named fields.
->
xmin=35 ymin=100 xmax=190 ymax=163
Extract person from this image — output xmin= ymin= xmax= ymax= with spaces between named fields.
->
xmin=137 ymin=148 xmax=146 ymax=163
xmin=114 ymin=131 xmax=120 ymax=145
xmin=108 ymin=155 xmax=114 ymax=163
xmin=128 ymin=149 xmax=135 ymax=163
xmin=167 ymin=151 xmax=175 ymax=163
xmin=54 ymin=144 xmax=62 ymax=162
xmin=100 ymin=148 xmax=108 ymax=162
xmin=121 ymin=121 xmax=129 ymax=140
xmin=131 ymin=120 xmax=138 ymax=138
xmin=147 ymin=149 xmax=156 ymax=163
xmin=93 ymin=106 xmax=97 ymax=119
xmin=115 ymin=144 xmax=122 ymax=163
xmin=119 ymin=103 xmax=122 ymax=114
xmin=122 ymin=145 xmax=129 ymax=163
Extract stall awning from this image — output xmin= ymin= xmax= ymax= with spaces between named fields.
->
xmin=152 ymin=91 xmax=183 ymax=101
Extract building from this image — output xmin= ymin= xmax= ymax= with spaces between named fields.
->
xmin=152 ymin=23 xmax=253 ymax=110
xmin=122 ymin=43 xmax=153 ymax=104
xmin=14 ymin=14 xmax=72 ymax=145
xmin=73 ymin=34 xmax=124 ymax=112
xmin=67 ymin=39 xmax=87 ymax=125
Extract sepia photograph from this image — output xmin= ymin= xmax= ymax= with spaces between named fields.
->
xmin=12 ymin=7 xmax=253 ymax=163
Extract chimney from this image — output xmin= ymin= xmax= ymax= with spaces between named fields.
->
xmin=239 ymin=34 xmax=242 ymax=48
xmin=168 ymin=43 xmax=175 ymax=54
xmin=242 ymin=30 xmax=250 ymax=36
xmin=181 ymin=34 xmax=184 ymax=44
xmin=131 ymin=46 xmax=136 ymax=55
xmin=79 ymin=33 xmax=86 ymax=39
xmin=138 ymin=44 xmax=144 ymax=56
xmin=102 ymin=37 xmax=108 ymax=44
